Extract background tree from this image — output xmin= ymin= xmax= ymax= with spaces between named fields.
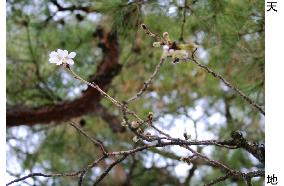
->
xmin=6 ymin=0 xmax=264 ymax=185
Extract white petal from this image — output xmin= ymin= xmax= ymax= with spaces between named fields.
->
xmin=56 ymin=60 xmax=63 ymax=65
xmin=57 ymin=49 xmax=63 ymax=54
xmin=175 ymin=50 xmax=188 ymax=58
xmin=68 ymin=52 xmax=76 ymax=58
xmin=49 ymin=57 xmax=59 ymax=63
xmin=49 ymin=57 xmax=58 ymax=61
xmin=63 ymin=50 xmax=69 ymax=57
xmin=66 ymin=59 xmax=74 ymax=65
xmin=49 ymin=51 xmax=58 ymax=58
xmin=57 ymin=49 xmax=66 ymax=57
xmin=168 ymin=49 xmax=174 ymax=55
xmin=163 ymin=45 xmax=169 ymax=51
xmin=49 ymin=61 xmax=57 ymax=64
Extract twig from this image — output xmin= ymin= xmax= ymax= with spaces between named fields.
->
xmin=65 ymin=65 xmax=145 ymax=123
xmin=204 ymin=174 xmax=230 ymax=186
xmin=184 ymin=165 xmax=197 ymax=185
xmin=124 ymin=155 xmax=138 ymax=185
xmin=6 ymin=172 xmax=83 ymax=186
xmin=127 ymin=58 xmax=165 ymax=103
xmin=140 ymin=24 xmax=165 ymax=44
xmin=190 ymin=57 xmax=265 ymax=115
xmin=69 ymin=122 xmax=108 ymax=155
xmin=179 ymin=0 xmax=187 ymax=41
xmin=185 ymin=146 xmax=235 ymax=174
xmin=6 ymin=170 xmax=33 ymax=186
xmin=244 ymin=170 xmax=265 ymax=185
xmin=93 ymin=155 xmax=128 ymax=186
xmin=78 ymin=170 xmax=86 ymax=186
xmin=7 ymin=154 xmax=107 ymax=185
xmin=204 ymin=170 xmax=265 ymax=186
xmin=7 ymin=138 xmax=264 ymax=186
xmin=67 ymin=66 xmax=122 ymax=108
xmin=228 ymin=131 xmax=265 ymax=163
xmin=150 ymin=124 xmax=172 ymax=138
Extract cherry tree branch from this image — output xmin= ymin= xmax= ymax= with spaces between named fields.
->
xmin=190 ymin=57 xmax=265 ymax=115
xmin=127 ymin=57 xmax=165 ymax=103
xmin=69 ymin=122 xmax=108 ymax=155
xmin=7 ymin=136 xmax=265 ymax=185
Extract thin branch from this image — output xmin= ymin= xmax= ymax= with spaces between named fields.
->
xmin=179 ymin=0 xmax=187 ymax=41
xmin=226 ymin=131 xmax=265 ymax=163
xmin=186 ymin=146 xmax=235 ymax=174
xmin=204 ymin=174 xmax=230 ymax=186
xmin=184 ymin=165 xmax=197 ymax=185
xmin=66 ymin=65 xmax=145 ymax=124
xmin=26 ymin=22 xmax=60 ymax=102
xmin=140 ymin=24 xmax=166 ymax=44
xmin=124 ymin=155 xmax=138 ymax=185
xmin=190 ymin=57 xmax=265 ymax=115
xmin=127 ymin=58 xmax=165 ymax=103
xmin=150 ymin=124 xmax=172 ymax=138
xmin=244 ymin=170 xmax=265 ymax=185
xmin=78 ymin=171 xmax=86 ymax=186
xmin=6 ymin=172 xmax=83 ymax=186
xmin=50 ymin=0 xmax=94 ymax=13
xmin=93 ymin=155 xmax=128 ymax=186
xmin=7 ymin=138 xmax=264 ymax=186
xmin=6 ymin=170 xmax=33 ymax=186
xmin=69 ymin=122 xmax=108 ymax=155
xmin=67 ymin=66 xmax=122 ymax=108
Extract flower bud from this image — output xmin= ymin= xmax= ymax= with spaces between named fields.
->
xmin=120 ymin=119 xmax=127 ymax=127
xmin=131 ymin=121 xmax=140 ymax=129
xmin=148 ymin=112 xmax=154 ymax=124
xmin=183 ymin=132 xmax=191 ymax=140
xmin=163 ymin=32 xmax=169 ymax=38
xmin=137 ymin=128 xmax=143 ymax=134
xmin=132 ymin=136 xmax=139 ymax=143
xmin=153 ymin=42 xmax=161 ymax=48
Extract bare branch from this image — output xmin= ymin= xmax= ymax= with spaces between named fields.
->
xmin=78 ymin=171 xmax=86 ymax=186
xmin=93 ymin=155 xmax=128 ymax=186
xmin=204 ymin=174 xmax=230 ymax=186
xmin=69 ymin=122 xmax=108 ymax=155
xmin=6 ymin=172 xmax=82 ymax=186
xmin=190 ymin=57 xmax=265 ymax=115
xmin=127 ymin=58 xmax=165 ymax=103
xmin=7 ymin=137 xmax=264 ymax=185
xmin=179 ymin=0 xmax=187 ymax=41
xmin=140 ymin=24 xmax=166 ymax=44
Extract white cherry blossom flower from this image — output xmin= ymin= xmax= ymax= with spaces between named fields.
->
xmin=162 ymin=45 xmax=170 ymax=58
xmin=49 ymin=49 xmax=76 ymax=66
xmin=162 ymin=45 xmax=188 ymax=58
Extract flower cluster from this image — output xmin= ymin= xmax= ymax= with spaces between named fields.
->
xmin=150 ymin=30 xmax=198 ymax=63
xmin=162 ymin=45 xmax=189 ymax=61
xmin=49 ymin=49 xmax=76 ymax=66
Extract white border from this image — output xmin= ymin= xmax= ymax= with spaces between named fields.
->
xmin=266 ymin=0 xmax=284 ymax=185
